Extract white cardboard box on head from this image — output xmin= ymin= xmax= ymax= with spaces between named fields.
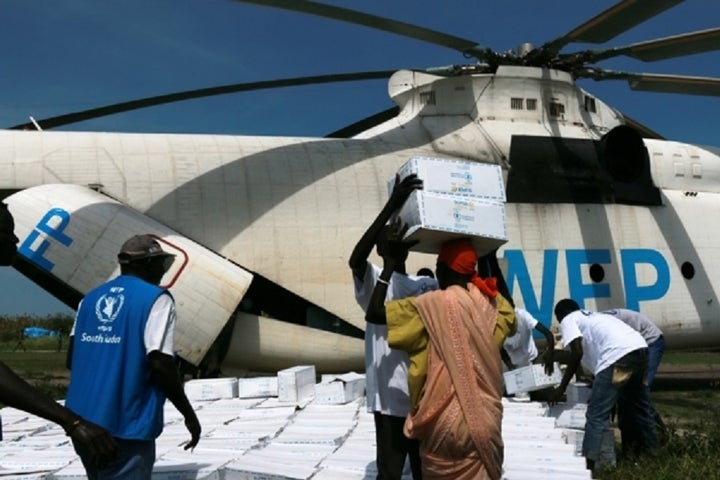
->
xmin=314 ymin=373 xmax=366 ymax=405
xmin=396 ymin=190 xmax=508 ymax=254
xmin=503 ymin=363 xmax=562 ymax=395
xmin=389 ymin=157 xmax=506 ymax=201
xmin=277 ymin=365 xmax=316 ymax=403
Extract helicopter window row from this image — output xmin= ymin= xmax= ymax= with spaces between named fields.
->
xmin=419 ymin=90 xmax=436 ymax=105
xmin=590 ymin=262 xmax=697 ymax=282
xmin=510 ymin=97 xmax=538 ymax=111
xmin=549 ymin=101 xmax=565 ymax=119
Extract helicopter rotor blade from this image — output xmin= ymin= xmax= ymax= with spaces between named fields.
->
xmin=581 ymin=27 xmax=720 ymax=63
xmin=582 ymin=69 xmax=720 ymax=96
xmin=233 ymin=0 xmax=492 ymax=62
xmin=9 ymin=71 xmax=396 ymax=130
xmin=531 ymin=0 xmax=683 ymax=61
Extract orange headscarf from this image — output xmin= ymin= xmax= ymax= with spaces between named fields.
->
xmin=438 ymin=239 xmax=498 ymax=298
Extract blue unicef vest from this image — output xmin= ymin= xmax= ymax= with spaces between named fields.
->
xmin=66 ymin=275 xmax=170 ymax=440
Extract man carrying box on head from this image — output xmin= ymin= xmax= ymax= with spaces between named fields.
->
xmin=349 ymin=174 xmax=437 ymax=480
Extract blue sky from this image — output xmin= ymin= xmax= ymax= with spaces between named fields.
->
xmin=1 ymin=0 xmax=719 ymax=316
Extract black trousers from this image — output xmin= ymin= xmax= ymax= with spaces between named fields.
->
xmin=374 ymin=412 xmax=422 ymax=480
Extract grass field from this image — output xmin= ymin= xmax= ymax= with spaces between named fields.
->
xmin=586 ymin=350 xmax=720 ymax=479
xmin=0 ymin=337 xmax=70 ymax=399
xmin=0 ymin=339 xmax=718 ymax=479
xmin=650 ymin=351 xmax=720 ymax=427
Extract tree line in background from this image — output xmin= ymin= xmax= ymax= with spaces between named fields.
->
xmin=0 ymin=314 xmax=74 ymax=343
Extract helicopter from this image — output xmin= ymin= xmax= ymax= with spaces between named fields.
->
xmin=1 ymin=0 xmax=720 ymax=374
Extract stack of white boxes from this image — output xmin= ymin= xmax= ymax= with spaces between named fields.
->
xmin=548 ymin=381 xmax=617 ymax=469
xmin=554 ymin=382 xmax=593 ymax=455
xmin=390 ymin=157 xmax=508 ymax=254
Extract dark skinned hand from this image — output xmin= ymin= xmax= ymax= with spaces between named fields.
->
xmin=541 ymin=349 xmax=555 ymax=376
xmin=183 ymin=412 xmax=202 ymax=450
xmin=388 ymin=173 xmax=423 ymax=211
xmin=548 ymin=386 xmax=564 ymax=406
xmin=70 ymin=419 xmax=117 ymax=468
xmin=381 ymin=217 xmax=419 ymax=264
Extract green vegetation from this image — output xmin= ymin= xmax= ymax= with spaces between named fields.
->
xmin=598 ymin=350 xmax=720 ymax=479
xmin=0 ymin=314 xmax=73 ymax=400
xmin=652 ymin=388 xmax=720 ymax=424
xmin=600 ymin=413 xmax=720 ymax=479
xmin=662 ymin=350 xmax=720 ymax=366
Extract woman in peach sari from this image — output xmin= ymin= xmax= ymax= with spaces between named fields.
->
xmin=366 ymin=237 xmax=505 ymax=480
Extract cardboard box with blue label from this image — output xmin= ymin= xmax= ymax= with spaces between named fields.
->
xmin=390 ymin=157 xmax=508 ymax=254
xmin=396 ymin=190 xmax=507 ymax=254
xmin=389 ymin=157 xmax=506 ymax=201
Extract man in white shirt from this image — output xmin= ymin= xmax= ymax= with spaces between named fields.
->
xmin=349 ymin=174 xmax=437 ymax=480
xmin=550 ymin=299 xmax=658 ymax=474
xmin=502 ymin=307 xmax=555 ymax=375
xmin=603 ymin=308 xmax=664 ymax=388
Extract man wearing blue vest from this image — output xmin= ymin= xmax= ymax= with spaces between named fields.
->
xmin=66 ymin=234 xmax=201 ymax=479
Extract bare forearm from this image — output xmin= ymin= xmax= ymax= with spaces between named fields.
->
xmin=148 ymin=351 xmax=201 ymax=449
xmin=350 ymin=175 xmax=421 ymax=272
xmin=0 ymin=362 xmax=78 ymax=429
xmin=365 ymin=267 xmax=393 ymax=325
xmin=349 ymin=202 xmax=397 ymax=272
xmin=500 ymin=348 xmax=513 ymax=370
xmin=148 ymin=352 xmax=195 ymax=419
xmin=558 ymin=353 xmax=581 ymax=391
xmin=536 ymin=324 xmax=555 ymax=352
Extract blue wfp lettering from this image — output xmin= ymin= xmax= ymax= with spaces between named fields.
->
xmin=18 ymin=208 xmax=74 ymax=271
xmin=504 ymin=248 xmax=671 ymax=329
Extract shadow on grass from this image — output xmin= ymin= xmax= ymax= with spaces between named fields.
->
xmin=653 ymin=376 xmax=719 ymax=391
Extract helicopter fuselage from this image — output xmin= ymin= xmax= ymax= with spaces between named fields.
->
xmin=2 ymin=66 xmax=719 ymax=371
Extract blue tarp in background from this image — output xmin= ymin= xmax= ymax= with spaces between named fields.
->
xmin=23 ymin=327 xmax=58 ymax=338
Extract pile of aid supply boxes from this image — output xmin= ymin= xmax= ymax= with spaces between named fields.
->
xmin=184 ymin=365 xmax=368 ymax=406
xmin=389 ymin=157 xmax=508 ymax=254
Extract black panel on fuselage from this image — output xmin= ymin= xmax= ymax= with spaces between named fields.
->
xmin=506 ymin=133 xmax=661 ymax=206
